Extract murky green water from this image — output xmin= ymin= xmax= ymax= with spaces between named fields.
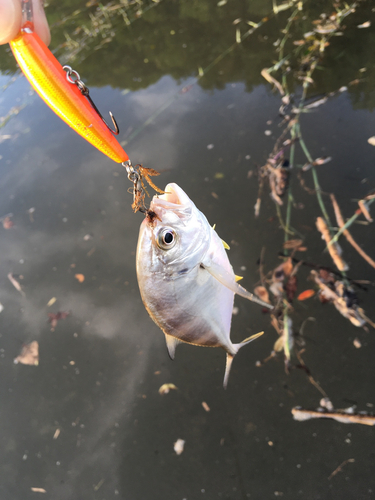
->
xmin=1 ymin=1 xmax=375 ymax=499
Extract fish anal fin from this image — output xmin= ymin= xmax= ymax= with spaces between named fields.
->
xmin=165 ymin=334 xmax=181 ymax=360
xmin=237 ymin=331 xmax=264 ymax=345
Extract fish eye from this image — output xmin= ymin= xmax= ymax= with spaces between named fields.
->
xmin=156 ymin=227 xmax=177 ymax=250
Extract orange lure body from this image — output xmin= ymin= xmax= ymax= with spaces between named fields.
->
xmin=10 ymin=23 xmax=129 ymax=163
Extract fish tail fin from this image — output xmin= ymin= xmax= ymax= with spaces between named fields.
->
xmin=223 ymin=332 xmax=264 ymax=389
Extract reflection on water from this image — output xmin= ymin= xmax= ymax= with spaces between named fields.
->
xmin=0 ymin=1 xmax=375 ymax=499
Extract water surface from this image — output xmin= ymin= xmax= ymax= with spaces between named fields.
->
xmin=1 ymin=1 xmax=375 ymax=499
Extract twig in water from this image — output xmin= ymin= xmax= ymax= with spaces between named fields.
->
xmin=295 ymin=349 xmax=327 ymax=398
xmin=328 ymin=459 xmax=355 ymax=480
xmin=316 ymin=217 xmax=348 ymax=271
xmin=7 ymin=273 xmax=25 ymax=297
xmin=292 ymin=407 xmax=375 ymax=426
xmin=330 ymin=194 xmax=375 ymax=270
xmin=328 ymin=198 xmax=375 ymax=246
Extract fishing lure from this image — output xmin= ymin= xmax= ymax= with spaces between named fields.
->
xmin=9 ymin=0 xmax=129 ymax=163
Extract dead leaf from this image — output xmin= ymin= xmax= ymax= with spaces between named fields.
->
xmin=174 ymin=439 xmax=185 ymax=455
xmin=261 ymin=68 xmax=285 ymax=96
xmin=269 ymin=281 xmax=283 ymax=297
xmin=285 ymin=275 xmax=297 ymax=301
xmin=74 ymin=274 xmax=85 ymax=283
xmin=358 ymin=21 xmax=371 ymax=28
xmin=2 ymin=216 xmax=14 ymax=229
xmin=297 ymin=289 xmax=315 ymax=301
xmin=14 ymin=341 xmax=39 ymax=366
xmin=283 ymin=239 xmax=303 ymax=250
xmin=316 ymin=217 xmax=349 ymax=271
xmin=273 ymin=336 xmax=284 ymax=352
xmin=47 ymin=297 xmax=57 ymax=307
xmin=8 ymin=273 xmax=25 ymax=296
xmin=358 ymin=200 xmax=373 ymax=222
xmin=353 ymin=338 xmax=362 ymax=349
xmin=202 ymin=401 xmax=210 ymax=412
xmin=254 ymin=286 xmax=270 ymax=304
xmin=158 ymin=383 xmax=177 ymax=395
xmin=270 ymin=314 xmax=281 ymax=335
xmin=48 ymin=311 xmax=69 ymax=330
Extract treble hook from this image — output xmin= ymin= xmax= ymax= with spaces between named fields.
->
xmin=63 ymin=65 xmax=120 ymax=135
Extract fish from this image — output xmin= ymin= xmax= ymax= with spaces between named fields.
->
xmin=136 ymin=183 xmax=272 ymax=387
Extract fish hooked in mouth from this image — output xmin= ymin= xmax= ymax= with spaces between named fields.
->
xmin=136 ymin=183 xmax=270 ymax=387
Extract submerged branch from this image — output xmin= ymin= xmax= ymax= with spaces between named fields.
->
xmin=316 ymin=217 xmax=348 ymax=272
xmin=330 ymin=194 xmax=375 ymax=270
xmin=292 ymin=407 xmax=375 ymax=426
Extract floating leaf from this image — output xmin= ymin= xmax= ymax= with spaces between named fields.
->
xmin=14 ymin=341 xmax=39 ymax=366
xmin=48 ymin=311 xmax=69 ymax=330
xmin=358 ymin=200 xmax=373 ymax=222
xmin=47 ymin=297 xmax=57 ymax=307
xmin=285 ymin=275 xmax=298 ymax=301
xmin=297 ymin=289 xmax=315 ymax=301
xmin=202 ymin=401 xmax=210 ymax=412
xmin=2 ymin=216 xmax=14 ymax=229
xmin=358 ymin=21 xmax=371 ymax=28
xmin=254 ymin=286 xmax=270 ymax=304
xmin=316 ymin=217 xmax=348 ymax=272
xmin=353 ymin=338 xmax=362 ymax=349
xmin=273 ymin=336 xmax=284 ymax=352
xmin=8 ymin=273 xmax=25 ymax=296
xmin=283 ymin=239 xmax=303 ymax=249
xmin=158 ymin=383 xmax=177 ymax=395
xmin=174 ymin=439 xmax=185 ymax=455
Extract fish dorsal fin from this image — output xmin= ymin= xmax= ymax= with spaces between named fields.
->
xmin=165 ymin=334 xmax=181 ymax=360
xmin=201 ymin=259 xmax=273 ymax=310
xmin=221 ymin=239 xmax=230 ymax=250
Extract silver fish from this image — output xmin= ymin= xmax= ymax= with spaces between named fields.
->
xmin=136 ymin=183 xmax=271 ymax=387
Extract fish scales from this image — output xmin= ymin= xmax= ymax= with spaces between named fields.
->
xmin=136 ymin=183 xmax=268 ymax=387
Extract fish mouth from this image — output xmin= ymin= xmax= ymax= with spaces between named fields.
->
xmin=151 ymin=183 xmax=190 ymax=210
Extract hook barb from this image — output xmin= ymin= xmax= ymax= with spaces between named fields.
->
xmin=85 ymin=94 xmax=120 ymax=135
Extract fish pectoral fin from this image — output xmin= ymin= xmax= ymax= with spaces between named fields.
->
xmin=201 ymin=259 xmax=273 ymax=310
xmin=165 ymin=334 xmax=181 ymax=360
xmin=237 ymin=331 xmax=264 ymax=345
